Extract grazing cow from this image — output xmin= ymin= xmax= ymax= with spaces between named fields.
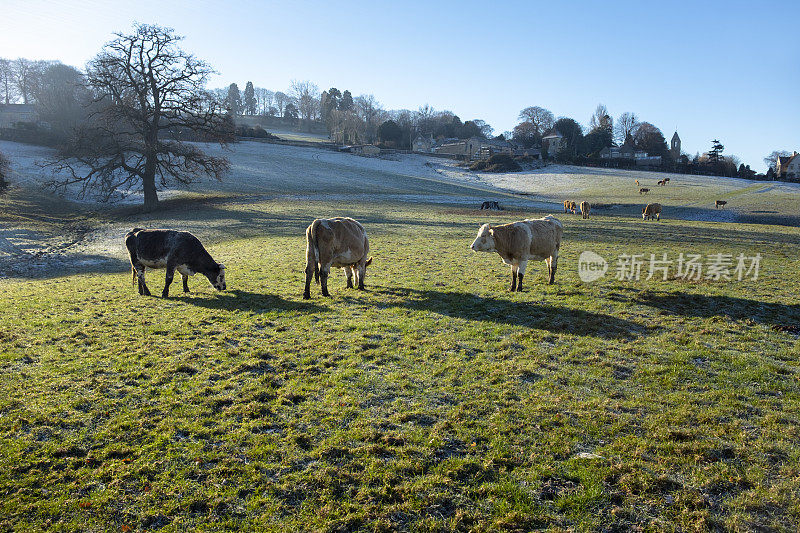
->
xmin=580 ymin=201 xmax=590 ymax=219
xmin=715 ymin=200 xmax=727 ymax=209
xmin=635 ymin=180 xmax=640 ymax=187
xmin=639 ymin=188 xmax=650 ymax=195
xmin=481 ymin=201 xmax=501 ymax=210
xmin=470 ymin=215 xmax=563 ymax=291
xmin=657 ymin=179 xmax=666 ymax=186
xmin=563 ymin=200 xmax=575 ymax=214
xmin=125 ymin=228 xmax=226 ymax=298
xmin=642 ymin=203 xmax=662 ymax=221
xmin=664 ymin=177 xmax=670 ymax=184
xmin=304 ymin=217 xmax=372 ymax=299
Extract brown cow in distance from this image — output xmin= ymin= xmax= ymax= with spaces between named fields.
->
xmin=715 ymin=200 xmax=727 ymax=209
xmin=304 ymin=217 xmax=372 ymax=299
xmin=580 ymin=201 xmax=590 ymax=219
xmin=563 ymin=200 xmax=577 ymax=214
xmin=642 ymin=203 xmax=662 ymax=221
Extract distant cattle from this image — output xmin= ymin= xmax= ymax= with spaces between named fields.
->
xmin=715 ymin=200 xmax=727 ymax=209
xmin=635 ymin=180 xmax=640 ymax=187
xmin=642 ymin=203 xmax=662 ymax=221
xmin=470 ymin=215 xmax=563 ymax=292
xmin=481 ymin=201 xmax=501 ymax=210
xmin=663 ymin=178 xmax=670 ymax=184
xmin=563 ymin=200 xmax=577 ymax=214
xmin=304 ymin=217 xmax=372 ymax=299
xmin=657 ymin=179 xmax=666 ymax=186
xmin=125 ymin=228 xmax=226 ymax=298
xmin=639 ymin=188 xmax=650 ymax=195
xmin=580 ymin=201 xmax=590 ymax=219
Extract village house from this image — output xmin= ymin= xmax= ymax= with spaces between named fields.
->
xmin=0 ymin=104 xmax=38 ymax=128
xmin=411 ymin=134 xmax=436 ymax=153
xmin=777 ymin=151 xmax=800 ymax=181
xmin=541 ymin=131 xmax=563 ymax=155
xmin=434 ymin=136 xmax=514 ymax=159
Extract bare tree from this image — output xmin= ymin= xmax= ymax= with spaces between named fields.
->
xmin=615 ymin=112 xmax=639 ymax=144
xmin=0 ymin=59 xmax=16 ymax=104
xmin=290 ymin=80 xmax=320 ymax=130
xmin=33 ymin=63 xmax=89 ymax=138
xmin=47 ymin=24 xmax=232 ymax=211
xmin=256 ymin=87 xmax=274 ymax=115
xmin=274 ymin=91 xmax=289 ymax=117
xmin=12 ymin=58 xmax=47 ymax=104
xmin=355 ymin=94 xmax=383 ymax=142
xmin=517 ymin=106 xmax=555 ymax=136
xmin=588 ymin=103 xmax=612 ymax=133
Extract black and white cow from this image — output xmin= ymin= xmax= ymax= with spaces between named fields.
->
xmin=125 ymin=228 xmax=226 ymax=298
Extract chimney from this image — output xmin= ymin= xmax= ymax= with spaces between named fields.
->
xmin=794 ymin=151 xmax=799 ymax=156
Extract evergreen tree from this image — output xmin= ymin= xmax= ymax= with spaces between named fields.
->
xmin=225 ymin=83 xmax=242 ymax=115
xmin=243 ymin=81 xmax=256 ymax=115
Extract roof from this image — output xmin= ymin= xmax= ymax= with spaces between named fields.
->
xmin=778 ymin=156 xmax=792 ymax=166
xmin=542 ymin=131 xmax=563 ymax=139
xmin=671 ymin=131 xmax=680 ymax=142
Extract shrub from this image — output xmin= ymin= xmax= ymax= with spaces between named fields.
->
xmin=470 ymin=153 xmax=521 ymax=172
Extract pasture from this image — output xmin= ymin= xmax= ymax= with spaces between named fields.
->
xmin=1 ymin=140 xmax=799 ymax=531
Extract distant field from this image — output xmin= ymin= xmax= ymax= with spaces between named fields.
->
xmin=0 ymin=140 xmax=799 ymax=530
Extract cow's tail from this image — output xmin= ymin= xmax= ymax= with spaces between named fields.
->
xmin=306 ymin=220 xmax=321 ymax=284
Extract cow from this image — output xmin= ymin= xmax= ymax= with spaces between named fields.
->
xmin=639 ymin=188 xmax=650 ymax=195
xmin=635 ymin=180 xmax=640 ymax=187
xmin=125 ymin=228 xmax=226 ymax=298
xmin=657 ymin=179 xmax=666 ymax=186
xmin=304 ymin=217 xmax=372 ymax=299
xmin=664 ymin=177 xmax=670 ymax=184
xmin=470 ymin=215 xmax=563 ymax=292
xmin=481 ymin=201 xmax=501 ymax=210
xmin=715 ymin=200 xmax=727 ymax=209
xmin=580 ymin=201 xmax=590 ymax=219
xmin=642 ymin=203 xmax=662 ymax=221
xmin=563 ymin=200 xmax=577 ymax=214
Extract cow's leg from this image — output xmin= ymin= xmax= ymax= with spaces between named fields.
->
xmin=320 ymin=267 xmax=331 ymax=297
xmin=182 ymin=273 xmax=190 ymax=293
xmin=548 ymin=254 xmax=558 ymax=284
xmin=510 ymin=265 xmax=518 ymax=292
xmin=162 ymin=264 xmax=176 ymax=298
xmin=345 ymin=266 xmax=354 ymax=289
xmin=517 ymin=261 xmax=528 ymax=292
xmin=303 ymin=262 xmax=315 ymax=299
xmin=357 ymin=264 xmax=366 ymax=290
xmin=135 ymin=265 xmax=151 ymax=296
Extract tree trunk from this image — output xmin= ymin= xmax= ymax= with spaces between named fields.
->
xmin=142 ymin=158 xmax=158 ymax=211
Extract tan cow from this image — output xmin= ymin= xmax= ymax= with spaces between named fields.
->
xmin=579 ymin=201 xmax=590 ymax=219
xmin=563 ymin=200 xmax=577 ymax=214
xmin=470 ymin=215 xmax=563 ymax=291
xmin=304 ymin=217 xmax=372 ymax=299
xmin=642 ymin=203 xmax=662 ymax=221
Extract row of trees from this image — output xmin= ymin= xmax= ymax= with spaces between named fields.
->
xmin=214 ymin=80 xmax=494 ymax=147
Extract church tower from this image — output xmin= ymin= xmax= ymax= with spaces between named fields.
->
xmin=670 ymin=131 xmax=681 ymax=160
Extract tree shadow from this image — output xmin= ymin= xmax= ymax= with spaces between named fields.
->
xmin=373 ymin=287 xmax=647 ymax=339
xmin=635 ymin=290 xmax=800 ymax=327
xmin=174 ymin=289 xmax=327 ymax=314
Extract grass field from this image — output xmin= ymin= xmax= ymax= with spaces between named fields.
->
xmin=2 ymin=194 xmax=800 ymax=531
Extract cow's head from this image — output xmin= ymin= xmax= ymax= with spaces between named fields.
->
xmin=470 ymin=224 xmax=495 ymax=252
xmin=642 ymin=207 xmax=647 ymax=220
xmin=210 ymin=263 xmax=226 ymax=291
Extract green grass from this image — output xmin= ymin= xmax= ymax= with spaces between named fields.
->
xmin=1 ymin=199 xmax=800 ymax=531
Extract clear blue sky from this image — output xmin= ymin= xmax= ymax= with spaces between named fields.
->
xmin=1 ymin=0 xmax=798 ymax=171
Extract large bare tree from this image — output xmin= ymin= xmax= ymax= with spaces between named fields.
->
xmin=0 ymin=59 xmax=16 ymax=104
xmin=615 ymin=112 xmax=639 ymax=144
xmin=48 ymin=24 xmax=232 ymax=211
xmin=290 ymin=80 xmax=320 ymax=130
xmin=517 ymin=106 xmax=555 ymax=137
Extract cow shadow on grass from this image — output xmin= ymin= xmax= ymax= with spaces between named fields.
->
xmin=373 ymin=287 xmax=646 ymax=339
xmin=635 ymin=290 xmax=800 ymax=327
xmin=174 ymin=289 xmax=327 ymax=314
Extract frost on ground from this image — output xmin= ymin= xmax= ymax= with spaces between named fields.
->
xmin=0 ymin=139 xmax=797 ymax=279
